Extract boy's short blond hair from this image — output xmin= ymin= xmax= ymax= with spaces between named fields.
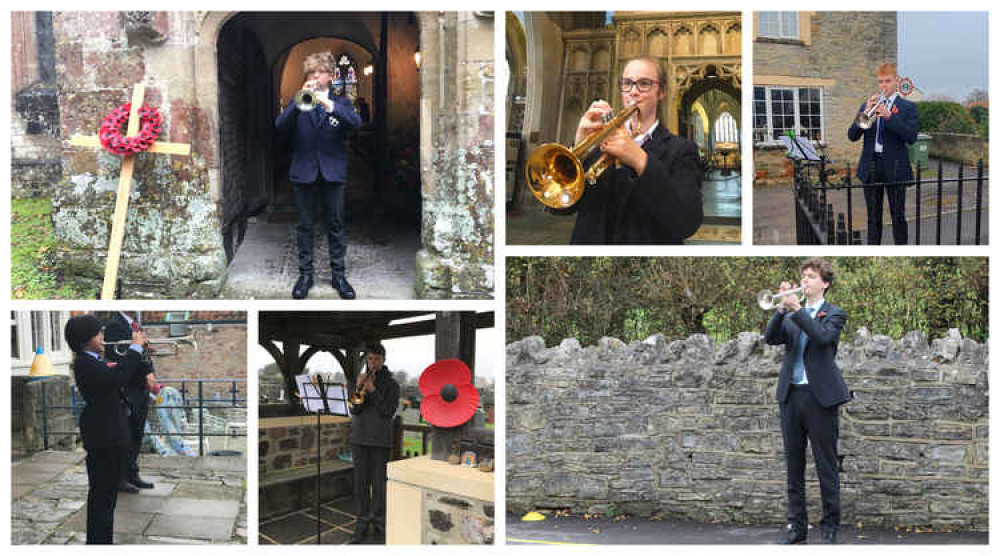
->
xmin=304 ymin=51 xmax=335 ymax=75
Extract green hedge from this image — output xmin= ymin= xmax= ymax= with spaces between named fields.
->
xmin=915 ymin=101 xmax=980 ymax=136
xmin=507 ymin=257 xmax=988 ymax=346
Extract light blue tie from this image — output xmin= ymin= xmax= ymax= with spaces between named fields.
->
xmin=792 ymin=307 xmax=816 ymax=384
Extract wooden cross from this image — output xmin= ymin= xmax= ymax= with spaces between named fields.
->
xmin=69 ymin=85 xmax=191 ymax=299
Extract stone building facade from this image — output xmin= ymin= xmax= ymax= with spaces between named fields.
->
xmin=10 ymin=11 xmax=494 ymax=299
xmin=507 ymin=329 xmax=988 ymax=531
xmin=753 ymin=12 xmax=897 ymax=183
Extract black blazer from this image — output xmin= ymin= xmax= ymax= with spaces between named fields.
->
xmin=763 ymin=302 xmax=852 ymax=409
xmin=847 ymin=96 xmax=918 ymax=183
xmin=568 ymin=124 xmax=703 ymax=244
xmin=73 ymin=350 xmax=146 ymax=451
xmin=103 ymin=313 xmax=154 ymax=409
xmin=349 ymin=366 xmax=400 ymax=449
xmin=275 ymin=94 xmax=362 ymax=184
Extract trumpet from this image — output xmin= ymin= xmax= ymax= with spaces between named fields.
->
xmin=294 ymin=86 xmax=328 ymax=112
xmin=855 ymin=92 xmax=887 ymax=130
xmin=104 ymin=331 xmax=200 ymax=357
xmin=349 ymin=368 xmax=376 ymax=407
xmin=524 ymin=102 xmax=640 ymax=209
xmin=756 ymin=287 xmax=806 ymax=311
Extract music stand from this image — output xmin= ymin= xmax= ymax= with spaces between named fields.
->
xmin=780 ymin=134 xmax=823 ymax=162
xmin=295 ymin=375 xmax=348 ymax=544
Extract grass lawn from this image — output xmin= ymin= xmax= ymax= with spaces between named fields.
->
xmin=11 ymin=197 xmax=90 ymax=299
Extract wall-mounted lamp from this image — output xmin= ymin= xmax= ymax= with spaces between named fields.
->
xmin=363 ymin=64 xmax=373 ymax=76
xmin=414 ymin=50 xmax=422 ymax=69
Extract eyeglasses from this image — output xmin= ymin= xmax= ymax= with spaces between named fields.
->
xmin=620 ymin=78 xmax=661 ymax=92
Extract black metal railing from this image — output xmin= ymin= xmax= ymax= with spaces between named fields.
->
xmin=793 ymin=158 xmax=988 ymax=245
xmin=40 ymin=378 xmax=246 ymax=457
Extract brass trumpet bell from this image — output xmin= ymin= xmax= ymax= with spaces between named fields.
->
xmin=524 ymin=143 xmax=586 ymax=209
xmin=524 ymin=103 xmax=640 ymax=210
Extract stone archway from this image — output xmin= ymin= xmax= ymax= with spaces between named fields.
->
xmin=194 ymin=12 xmax=493 ymax=299
xmin=674 ymin=63 xmax=741 ymax=144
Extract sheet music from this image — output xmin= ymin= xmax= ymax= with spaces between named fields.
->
xmin=780 ymin=135 xmax=822 ymax=161
xmin=295 ymin=375 xmax=349 ymax=416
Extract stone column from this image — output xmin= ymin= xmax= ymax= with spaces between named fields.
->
xmin=415 ymin=12 xmax=494 ymax=299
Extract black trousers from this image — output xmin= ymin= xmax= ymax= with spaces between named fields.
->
xmin=780 ymin=385 xmax=841 ymax=534
xmin=122 ymin=399 xmax=148 ymax=483
xmin=352 ymin=444 xmax=390 ymax=530
xmin=293 ymin=179 xmax=346 ymax=277
xmin=863 ymin=156 xmax=908 ymax=245
xmin=86 ymin=445 xmax=126 ymax=544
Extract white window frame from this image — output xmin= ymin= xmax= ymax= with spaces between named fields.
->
xmin=753 ymin=86 xmax=825 ymax=146
xmin=11 ymin=311 xmax=73 ymax=375
xmin=714 ymin=112 xmax=739 ymax=144
xmin=758 ymin=12 xmax=800 ymax=40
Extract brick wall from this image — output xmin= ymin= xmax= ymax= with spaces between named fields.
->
xmin=507 ymin=328 xmax=988 ymax=531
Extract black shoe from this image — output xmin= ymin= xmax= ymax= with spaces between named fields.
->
xmin=821 ymin=530 xmax=837 ymax=544
xmin=292 ymin=275 xmax=313 ymax=299
xmin=117 ymin=481 xmax=139 ymax=494
xmin=779 ymin=528 xmax=808 ymax=544
xmin=332 ymin=276 xmax=356 ymax=299
xmin=130 ymin=477 xmax=154 ymax=489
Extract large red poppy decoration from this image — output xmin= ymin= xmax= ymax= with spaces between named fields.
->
xmin=419 ymin=359 xmax=479 ymax=428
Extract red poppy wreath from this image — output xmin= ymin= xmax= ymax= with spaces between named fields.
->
xmin=98 ymin=103 xmax=163 ymax=156
xmin=419 ymin=359 xmax=480 ymax=428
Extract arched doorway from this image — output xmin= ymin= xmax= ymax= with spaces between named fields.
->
xmin=212 ymin=12 xmax=422 ymax=298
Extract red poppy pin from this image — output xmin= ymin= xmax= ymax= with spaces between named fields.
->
xmin=891 ymin=106 xmax=899 ymax=115
xmin=817 ymin=311 xmax=827 ymax=319
xmin=419 ymin=359 xmax=480 ymax=428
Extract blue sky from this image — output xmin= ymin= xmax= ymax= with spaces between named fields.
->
xmin=899 ymin=12 xmax=988 ymax=100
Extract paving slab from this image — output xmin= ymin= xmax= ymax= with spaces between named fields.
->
xmin=171 ymin=482 xmax=242 ymax=501
xmin=28 ymin=451 xmax=87 ymax=465
xmin=143 ymin=535 xmax=211 ymax=544
xmin=115 ymin=493 xmax=168 ymax=514
xmin=12 ymin=451 xmax=246 ymax=545
xmin=223 ymin=220 xmax=417 ymax=299
xmin=12 ymin=484 xmax=37 ymax=498
xmin=133 ymin=481 xmax=176 ymax=497
xmin=60 ymin=508 xmax=155 ymax=535
xmin=309 ymin=505 xmax=355 ymax=526
xmin=146 ymin=514 xmax=235 ymax=542
xmin=319 ymin=527 xmax=354 ymax=544
xmin=261 ymin=512 xmax=325 ymax=544
xmin=160 ymin=497 xmax=240 ymax=519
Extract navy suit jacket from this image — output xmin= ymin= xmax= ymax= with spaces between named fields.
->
xmin=73 ymin=350 xmax=146 ymax=451
xmin=275 ymin=94 xmax=362 ymax=184
xmin=847 ymin=96 xmax=918 ymax=183
xmin=104 ymin=312 xmax=154 ymax=410
xmin=763 ymin=301 xmax=852 ymax=409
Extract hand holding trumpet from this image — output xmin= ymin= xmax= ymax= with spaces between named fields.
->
xmin=778 ymin=281 xmax=802 ymax=312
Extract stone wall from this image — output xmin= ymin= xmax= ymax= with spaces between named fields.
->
xmin=506 ymin=329 xmax=988 ymax=531
xmin=415 ymin=12 xmax=494 ymax=299
xmin=929 ymin=133 xmax=989 ymax=166
xmin=754 ymin=12 xmax=897 ymax=183
xmin=259 ymin=419 xmax=352 ymax=476
xmin=423 ymin=489 xmax=494 ymax=544
xmin=47 ymin=11 xmax=225 ymax=297
xmin=258 ymin=418 xmax=353 ymax=518
xmin=11 ymin=376 xmax=76 ymax=454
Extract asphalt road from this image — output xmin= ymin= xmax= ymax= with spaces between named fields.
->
xmin=506 ymin=513 xmax=987 ymax=545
